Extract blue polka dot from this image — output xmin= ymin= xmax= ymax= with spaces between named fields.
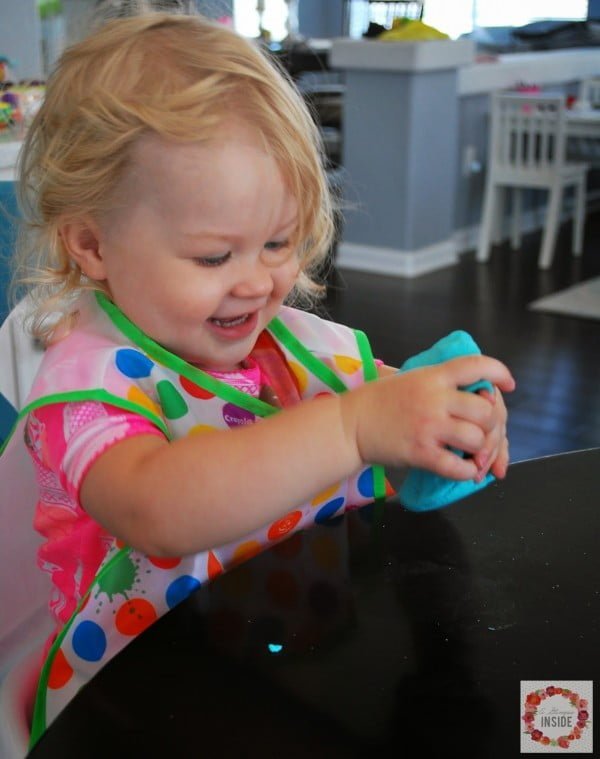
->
xmin=166 ymin=575 xmax=201 ymax=609
xmin=315 ymin=497 xmax=345 ymax=524
xmin=357 ymin=468 xmax=375 ymax=498
xmin=115 ymin=348 xmax=154 ymax=379
xmin=72 ymin=620 xmax=107 ymax=662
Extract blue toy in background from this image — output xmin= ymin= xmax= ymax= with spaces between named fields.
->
xmin=397 ymin=330 xmax=495 ymax=512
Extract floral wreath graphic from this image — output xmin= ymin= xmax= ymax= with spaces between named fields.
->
xmin=522 ymin=686 xmax=590 ymax=749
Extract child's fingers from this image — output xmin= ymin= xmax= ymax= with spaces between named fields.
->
xmin=448 ymin=391 xmax=498 ymax=432
xmin=489 ymin=438 xmax=510 ymax=479
xmin=444 ymin=355 xmax=516 ymax=393
xmin=478 ymin=387 xmax=496 ymax=405
xmin=429 ymin=447 xmax=479 ymax=481
xmin=475 ymin=417 xmax=508 ymax=477
xmin=443 ymin=419 xmax=486 ymax=456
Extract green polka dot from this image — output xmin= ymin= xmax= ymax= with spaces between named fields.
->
xmin=157 ymin=380 xmax=189 ymax=419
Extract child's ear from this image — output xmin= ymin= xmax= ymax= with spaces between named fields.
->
xmin=60 ymin=217 xmax=107 ymax=281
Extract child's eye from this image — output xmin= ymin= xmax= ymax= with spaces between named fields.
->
xmin=264 ymin=240 xmax=289 ymax=252
xmin=194 ymin=252 xmax=232 ymax=267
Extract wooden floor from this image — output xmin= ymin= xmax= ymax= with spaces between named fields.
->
xmin=322 ymin=210 xmax=600 ymax=464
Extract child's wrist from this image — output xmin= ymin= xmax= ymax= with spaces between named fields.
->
xmin=337 ymin=388 xmax=367 ymax=468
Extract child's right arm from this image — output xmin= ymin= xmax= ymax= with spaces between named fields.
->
xmin=80 ymin=353 xmax=515 ymax=557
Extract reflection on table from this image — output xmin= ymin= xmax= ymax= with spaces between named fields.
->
xmin=28 ymin=448 xmax=600 ymax=758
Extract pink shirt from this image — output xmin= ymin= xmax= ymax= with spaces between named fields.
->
xmin=27 ymin=401 xmax=163 ymax=625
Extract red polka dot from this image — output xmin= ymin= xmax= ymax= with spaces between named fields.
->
xmin=148 ymin=556 xmax=182 ymax=569
xmin=385 ymin=478 xmax=396 ymax=497
xmin=207 ymin=551 xmax=223 ymax=580
xmin=48 ymin=648 xmax=74 ymax=690
xmin=115 ymin=598 xmax=158 ymax=636
xmin=267 ymin=511 xmax=302 ymax=541
xmin=180 ymin=376 xmax=215 ymax=399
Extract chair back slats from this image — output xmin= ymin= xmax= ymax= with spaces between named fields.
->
xmin=491 ymin=93 xmax=567 ymax=177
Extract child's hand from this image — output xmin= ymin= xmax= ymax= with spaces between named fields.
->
xmin=473 ymin=387 xmax=509 ymax=482
xmin=344 ymin=354 xmax=515 ymax=481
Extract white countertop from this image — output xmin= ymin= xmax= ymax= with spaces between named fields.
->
xmin=329 ymin=38 xmax=600 ymax=97
xmin=330 ymin=38 xmax=475 ymax=72
xmin=459 ymin=48 xmax=600 ymax=96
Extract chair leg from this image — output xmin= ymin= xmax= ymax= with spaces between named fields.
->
xmin=492 ymin=186 xmax=505 ymax=244
xmin=510 ymin=188 xmax=522 ymax=250
xmin=477 ymin=182 xmax=498 ymax=263
xmin=572 ymin=177 xmax=586 ymax=256
xmin=538 ymin=183 xmax=563 ymax=269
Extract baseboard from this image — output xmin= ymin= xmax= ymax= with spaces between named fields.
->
xmin=336 ymin=191 xmax=600 ymax=276
xmin=337 ymin=238 xmax=458 ymax=278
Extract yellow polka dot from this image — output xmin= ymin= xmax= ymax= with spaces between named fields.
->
xmin=288 ymin=361 xmax=308 ymax=393
xmin=127 ymin=386 xmax=161 ymax=417
xmin=333 ymin=355 xmax=362 ymax=374
xmin=187 ymin=424 xmax=217 ymax=436
xmin=311 ymin=482 xmax=341 ymax=507
xmin=232 ymin=540 xmax=262 ymax=565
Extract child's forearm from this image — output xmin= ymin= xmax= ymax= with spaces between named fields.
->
xmin=82 ymin=354 xmax=514 ymax=556
xmin=81 ymin=391 xmax=364 ymax=557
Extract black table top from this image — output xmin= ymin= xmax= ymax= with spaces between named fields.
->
xmin=28 ymin=448 xmax=600 ymax=758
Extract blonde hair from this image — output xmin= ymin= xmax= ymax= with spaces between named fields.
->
xmin=14 ymin=12 xmax=335 ymax=342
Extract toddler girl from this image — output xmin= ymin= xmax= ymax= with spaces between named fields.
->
xmin=2 ymin=12 xmax=514 ymax=747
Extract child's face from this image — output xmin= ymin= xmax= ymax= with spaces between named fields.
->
xmin=94 ymin=124 xmax=300 ymax=371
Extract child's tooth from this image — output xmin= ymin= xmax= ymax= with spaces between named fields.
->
xmin=215 ymin=314 xmax=247 ymax=327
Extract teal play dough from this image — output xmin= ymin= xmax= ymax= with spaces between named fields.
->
xmin=397 ymin=331 xmax=495 ymax=512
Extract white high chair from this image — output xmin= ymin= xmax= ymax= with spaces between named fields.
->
xmin=476 ymin=92 xmax=589 ymax=270
xmin=0 ymin=297 xmax=51 ymax=759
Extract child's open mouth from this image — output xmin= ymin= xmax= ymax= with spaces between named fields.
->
xmin=209 ymin=314 xmax=250 ymax=328
xmin=207 ymin=311 xmax=258 ymax=339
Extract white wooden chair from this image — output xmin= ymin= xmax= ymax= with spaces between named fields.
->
xmin=476 ymin=92 xmax=589 ymax=270
xmin=0 ymin=298 xmax=50 ymax=759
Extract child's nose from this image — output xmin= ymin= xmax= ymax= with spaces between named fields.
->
xmin=231 ymin=259 xmax=273 ymax=299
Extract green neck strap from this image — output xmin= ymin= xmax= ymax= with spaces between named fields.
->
xmin=96 ymin=292 xmax=280 ymax=417
xmin=267 ymin=317 xmax=349 ymax=394
xmin=99 ymin=292 xmax=386 ymax=500
xmin=95 ymin=292 xmax=373 ymax=415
